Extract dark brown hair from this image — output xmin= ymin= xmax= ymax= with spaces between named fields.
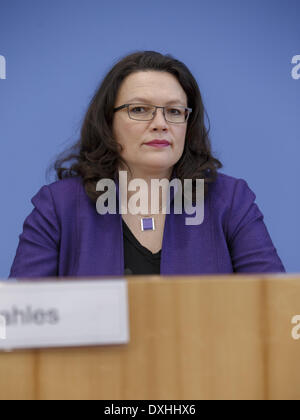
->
xmin=52 ymin=50 xmax=222 ymax=201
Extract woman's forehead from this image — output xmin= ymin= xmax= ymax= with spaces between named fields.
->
xmin=117 ymin=71 xmax=187 ymax=104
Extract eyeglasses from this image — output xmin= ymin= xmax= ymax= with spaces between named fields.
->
xmin=113 ymin=103 xmax=192 ymax=124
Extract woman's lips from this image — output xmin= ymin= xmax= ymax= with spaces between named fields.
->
xmin=144 ymin=140 xmax=171 ymax=148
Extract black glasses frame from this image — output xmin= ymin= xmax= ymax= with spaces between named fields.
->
xmin=113 ymin=103 xmax=193 ymax=124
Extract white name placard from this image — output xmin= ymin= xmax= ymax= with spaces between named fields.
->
xmin=0 ymin=279 xmax=129 ymax=350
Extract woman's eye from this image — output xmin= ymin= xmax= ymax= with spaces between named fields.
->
xmin=131 ymin=106 xmax=149 ymax=113
xmin=167 ymin=108 xmax=182 ymax=115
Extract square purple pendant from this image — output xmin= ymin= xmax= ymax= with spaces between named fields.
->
xmin=141 ymin=217 xmax=155 ymax=231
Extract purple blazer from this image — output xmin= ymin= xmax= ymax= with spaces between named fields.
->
xmin=9 ymin=172 xmax=285 ymax=278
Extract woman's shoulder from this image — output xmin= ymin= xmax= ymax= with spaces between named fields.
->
xmin=209 ymin=171 xmax=257 ymax=208
xmin=210 ymin=171 xmax=254 ymax=192
xmin=31 ymin=176 xmax=89 ymax=216
xmin=213 ymin=171 xmax=247 ymax=187
xmin=46 ymin=176 xmax=84 ymax=195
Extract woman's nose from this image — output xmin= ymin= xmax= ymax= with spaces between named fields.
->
xmin=150 ymin=108 xmax=168 ymax=128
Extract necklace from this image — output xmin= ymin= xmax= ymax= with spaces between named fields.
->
xmin=141 ymin=217 xmax=156 ymax=231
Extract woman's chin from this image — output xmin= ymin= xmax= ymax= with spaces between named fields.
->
xmin=120 ymin=154 xmax=179 ymax=176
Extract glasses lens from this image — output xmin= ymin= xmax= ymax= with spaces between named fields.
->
xmin=128 ymin=104 xmax=155 ymax=120
xmin=128 ymin=104 xmax=189 ymax=123
xmin=165 ymin=106 xmax=188 ymax=123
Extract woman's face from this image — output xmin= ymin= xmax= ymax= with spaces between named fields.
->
xmin=112 ymin=71 xmax=188 ymax=178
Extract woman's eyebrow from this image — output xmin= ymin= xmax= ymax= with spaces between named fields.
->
xmin=127 ymin=97 xmax=186 ymax=105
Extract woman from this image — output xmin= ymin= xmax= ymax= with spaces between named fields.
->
xmin=9 ymin=51 xmax=285 ymax=277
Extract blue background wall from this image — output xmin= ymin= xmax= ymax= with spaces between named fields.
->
xmin=0 ymin=0 xmax=299 ymax=276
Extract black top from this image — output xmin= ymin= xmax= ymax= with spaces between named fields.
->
xmin=122 ymin=220 xmax=161 ymax=275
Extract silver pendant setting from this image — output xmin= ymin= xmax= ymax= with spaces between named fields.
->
xmin=141 ymin=217 xmax=155 ymax=231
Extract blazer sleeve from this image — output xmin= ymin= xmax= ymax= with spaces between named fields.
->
xmin=226 ymin=179 xmax=286 ymax=273
xmin=9 ymin=185 xmax=60 ymax=278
